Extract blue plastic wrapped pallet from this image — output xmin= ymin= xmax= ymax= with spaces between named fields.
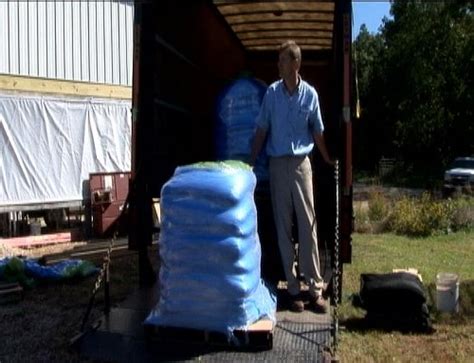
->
xmin=215 ymin=77 xmax=269 ymax=181
xmin=145 ymin=161 xmax=276 ymax=340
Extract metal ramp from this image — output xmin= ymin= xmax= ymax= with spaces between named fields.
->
xmin=73 ymin=285 xmax=333 ymax=362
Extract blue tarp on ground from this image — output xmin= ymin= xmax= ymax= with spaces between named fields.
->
xmin=0 ymin=256 xmax=98 ymax=285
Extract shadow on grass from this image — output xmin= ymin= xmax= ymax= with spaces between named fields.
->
xmin=342 ymin=315 xmax=435 ymax=334
xmin=341 ymin=293 xmax=433 ymax=334
xmin=341 ymin=280 xmax=474 ymax=334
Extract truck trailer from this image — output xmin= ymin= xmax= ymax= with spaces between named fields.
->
xmin=129 ymin=0 xmax=353 ymax=290
xmin=74 ymin=1 xmax=354 ymax=361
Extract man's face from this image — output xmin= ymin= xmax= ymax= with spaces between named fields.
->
xmin=278 ymin=50 xmax=298 ymax=79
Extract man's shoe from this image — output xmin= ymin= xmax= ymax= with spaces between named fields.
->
xmin=311 ymin=295 xmax=329 ymax=314
xmin=289 ymin=294 xmax=304 ymax=313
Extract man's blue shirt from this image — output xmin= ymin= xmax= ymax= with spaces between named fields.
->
xmin=256 ymin=78 xmax=324 ymax=157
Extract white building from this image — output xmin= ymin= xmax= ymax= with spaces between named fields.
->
xmin=0 ymin=1 xmax=134 ymax=234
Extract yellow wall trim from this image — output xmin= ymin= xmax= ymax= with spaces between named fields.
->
xmin=0 ymin=74 xmax=132 ymax=100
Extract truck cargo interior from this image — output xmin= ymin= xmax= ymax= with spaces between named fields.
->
xmin=75 ymin=1 xmax=354 ymax=360
xmin=129 ymin=0 xmax=353 ymax=284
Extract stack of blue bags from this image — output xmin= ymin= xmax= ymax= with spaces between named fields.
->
xmin=215 ymin=77 xmax=268 ymax=181
xmin=145 ymin=161 xmax=276 ymax=340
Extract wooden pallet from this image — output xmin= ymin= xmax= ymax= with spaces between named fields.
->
xmin=144 ymin=319 xmax=273 ymax=350
xmin=1 ymin=230 xmax=81 ymax=249
xmin=0 ymin=282 xmax=23 ymax=304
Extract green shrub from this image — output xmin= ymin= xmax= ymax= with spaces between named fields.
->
xmin=354 ymin=201 xmax=372 ymax=233
xmin=355 ymin=187 xmax=473 ymax=236
xmin=388 ymin=196 xmax=426 ymax=236
xmin=422 ymin=193 xmax=452 ymax=234
xmin=450 ymin=197 xmax=474 ymax=231
xmin=354 ymin=191 xmax=391 ymax=234
xmin=367 ymin=190 xmax=390 ymax=222
xmin=386 ymin=193 xmax=473 ymax=237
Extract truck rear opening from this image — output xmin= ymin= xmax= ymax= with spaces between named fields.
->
xmin=129 ymin=0 xmax=353 ymax=288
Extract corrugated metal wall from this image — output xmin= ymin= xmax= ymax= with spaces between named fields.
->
xmin=0 ymin=0 xmax=133 ymax=86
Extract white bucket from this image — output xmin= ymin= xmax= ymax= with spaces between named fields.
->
xmin=436 ymin=272 xmax=459 ymax=313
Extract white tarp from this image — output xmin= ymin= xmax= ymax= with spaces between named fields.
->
xmin=0 ymin=93 xmax=131 ymax=208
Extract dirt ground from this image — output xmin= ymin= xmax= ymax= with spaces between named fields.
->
xmin=0 ymin=245 xmax=149 ymax=362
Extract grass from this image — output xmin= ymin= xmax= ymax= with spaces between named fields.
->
xmin=1 ymin=232 xmax=473 ymax=362
xmin=337 ymin=231 xmax=474 ymax=362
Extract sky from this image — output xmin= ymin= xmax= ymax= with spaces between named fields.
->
xmin=352 ymin=1 xmax=392 ymax=40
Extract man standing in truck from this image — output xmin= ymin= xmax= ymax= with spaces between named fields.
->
xmin=250 ymin=40 xmax=333 ymax=313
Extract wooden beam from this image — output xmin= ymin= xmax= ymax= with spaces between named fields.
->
xmin=215 ymin=1 xmax=335 ymax=15
xmin=242 ymin=37 xmax=332 ymax=47
xmin=2 ymin=231 xmax=76 ymax=248
xmin=0 ymin=74 xmax=132 ymax=100
xmin=237 ymin=30 xmax=333 ymax=40
xmin=225 ymin=12 xmax=334 ymax=25
xmin=232 ymin=22 xmax=334 ymax=33
xmin=247 ymin=44 xmax=331 ymax=51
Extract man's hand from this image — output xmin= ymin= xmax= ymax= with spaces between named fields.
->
xmin=323 ymin=156 xmax=335 ymax=167
xmin=314 ymin=132 xmax=334 ymax=167
xmin=250 ymin=127 xmax=267 ymax=168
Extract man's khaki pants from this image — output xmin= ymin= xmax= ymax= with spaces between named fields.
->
xmin=269 ymin=155 xmax=324 ymax=298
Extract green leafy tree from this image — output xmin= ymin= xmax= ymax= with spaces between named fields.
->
xmin=354 ymin=1 xmax=473 ymax=181
xmin=353 ymin=24 xmax=391 ymax=170
xmin=383 ymin=0 xmax=473 ymax=170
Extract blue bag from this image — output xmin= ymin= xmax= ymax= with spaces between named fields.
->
xmin=145 ymin=161 xmax=276 ymax=340
xmin=215 ymin=78 xmax=269 ymax=181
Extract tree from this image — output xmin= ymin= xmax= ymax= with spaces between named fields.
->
xmin=353 ymin=24 xmax=390 ymax=171
xmin=354 ymin=0 xmax=474 ymax=180
xmin=384 ymin=0 xmax=473 ymax=170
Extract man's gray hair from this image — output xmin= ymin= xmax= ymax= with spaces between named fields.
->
xmin=279 ymin=40 xmax=301 ymax=61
